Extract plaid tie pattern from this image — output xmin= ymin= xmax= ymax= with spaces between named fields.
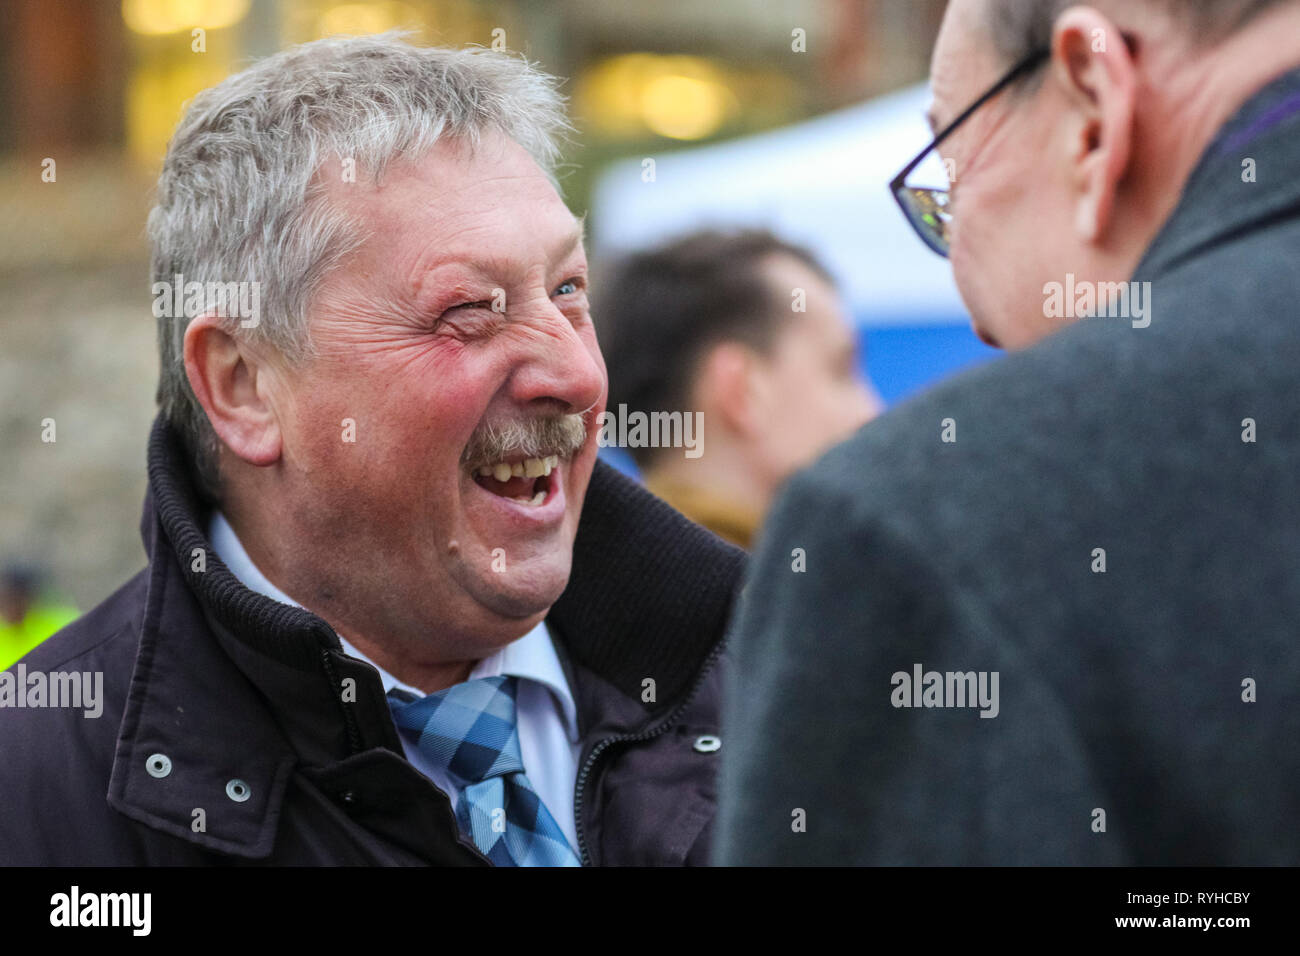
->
xmin=388 ymin=675 xmax=581 ymax=867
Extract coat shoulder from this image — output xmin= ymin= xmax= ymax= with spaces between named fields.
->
xmin=16 ymin=568 xmax=149 ymax=674
xmin=0 ymin=570 xmax=153 ymax=864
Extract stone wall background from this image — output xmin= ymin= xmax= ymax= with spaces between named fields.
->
xmin=1 ymin=156 xmax=157 ymax=613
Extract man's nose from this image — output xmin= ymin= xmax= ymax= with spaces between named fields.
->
xmin=507 ymin=298 xmax=606 ymax=416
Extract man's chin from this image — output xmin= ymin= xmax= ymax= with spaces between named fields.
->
xmin=973 ymin=321 xmax=1001 ymax=349
xmin=452 ymin=557 xmax=573 ymax=624
xmin=478 ymin=588 xmax=561 ymax=623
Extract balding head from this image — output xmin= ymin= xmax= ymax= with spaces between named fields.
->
xmin=985 ymin=0 xmax=1296 ymax=70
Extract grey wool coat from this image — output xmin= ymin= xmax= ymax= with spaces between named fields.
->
xmin=716 ymin=66 xmax=1300 ymax=865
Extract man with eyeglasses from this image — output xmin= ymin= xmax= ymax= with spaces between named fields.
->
xmin=715 ymin=0 xmax=1300 ymax=864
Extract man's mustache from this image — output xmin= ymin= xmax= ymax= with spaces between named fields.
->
xmin=461 ymin=413 xmax=589 ymax=468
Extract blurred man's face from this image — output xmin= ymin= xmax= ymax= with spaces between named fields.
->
xmin=748 ymin=254 xmax=882 ymax=484
xmin=0 ymin=584 xmax=31 ymax=625
xmin=262 ymin=133 xmax=606 ymax=657
xmin=929 ymin=0 xmax=1086 ymax=349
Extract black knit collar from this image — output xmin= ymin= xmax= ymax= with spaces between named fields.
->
xmin=142 ymin=413 xmax=745 ymax=704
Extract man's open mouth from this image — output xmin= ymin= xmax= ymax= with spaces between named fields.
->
xmin=469 ymin=455 xmax=560 ymax=507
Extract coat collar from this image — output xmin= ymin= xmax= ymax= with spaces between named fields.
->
xmin=1136 ymin=65 xmax=1300 ymax=281
xmin=208 ymin=509 xmax=581 ymax=741
xmin=110 ymin=414 xmax=744 ymax=857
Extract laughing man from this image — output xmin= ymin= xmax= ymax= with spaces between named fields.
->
xmin=0 ymin=35 xmax=743 ymax=866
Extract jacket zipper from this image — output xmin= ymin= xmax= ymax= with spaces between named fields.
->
xmin=572 ymin=639 xmax=727 ymax=867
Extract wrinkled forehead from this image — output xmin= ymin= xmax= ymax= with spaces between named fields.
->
xmin=321 ymin=133 xmax=584 ymax=286
xmin=330 ymin=133 xmax=567 ymax=230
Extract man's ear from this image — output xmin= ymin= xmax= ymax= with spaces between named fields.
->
xmin=1050 ymin=8 xmax=1138 ymax=243
xmin=183 ymin=313 xmax=282 ymax=467
xmin=697 ymin=341 xmax=763 ymax=440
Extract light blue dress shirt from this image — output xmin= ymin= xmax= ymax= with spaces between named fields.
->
xmin=208 ymin=512 xmax=583 ymax=854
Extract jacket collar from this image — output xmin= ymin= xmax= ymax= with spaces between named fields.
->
xmin=1136 ymin=65 xmax=1300 ymax=281
xmin=110 ymin=414 xmax=744 ymax=857
xmin=209 ymin=509 xmax=581 ymax=740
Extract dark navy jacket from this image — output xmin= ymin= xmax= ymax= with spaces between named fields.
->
xmin=1 ymin=416 xmax=744 ymax=865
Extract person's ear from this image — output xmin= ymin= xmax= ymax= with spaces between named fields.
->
xmin=1049 ymin=8 xmax=1138 ymax=243
xmin=183 ymin=313 xmax=282 ymax=467
xmin=696 ymin=341 xmax=763 ymax=440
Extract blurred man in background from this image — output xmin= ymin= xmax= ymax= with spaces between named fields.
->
xmin=596 ymin=229 xmax=882 ymax=548
xmin=0 ymin=566 xmax=77 ymax=671
xmin=718 ymin=0 xmax=1300 ymax=863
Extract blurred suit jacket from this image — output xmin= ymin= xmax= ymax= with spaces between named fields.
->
xmin=715 ymin=66 xmax=1300 ymax=865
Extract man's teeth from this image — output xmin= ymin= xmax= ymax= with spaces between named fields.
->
xmin=510 ymin=489 xmax=548 ymax=507
xmin=476 ymin=455 xmax=558 ymax=480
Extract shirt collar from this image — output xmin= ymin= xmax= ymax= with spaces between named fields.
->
xmin=207 ymin=511 xmax=579 ymax=741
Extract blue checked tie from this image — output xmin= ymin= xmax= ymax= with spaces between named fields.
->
xmin=388 ymin=675 xmax=581 ymax=867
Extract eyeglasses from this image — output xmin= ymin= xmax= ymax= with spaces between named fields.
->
xmin=890 ymin=47 xmax=1050 ymax=258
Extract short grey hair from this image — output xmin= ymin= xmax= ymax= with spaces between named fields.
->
xmin=149 ymin=32 xmax=573 ymax=501
xmin=986 ymin=0 xmax=1297 ymax=71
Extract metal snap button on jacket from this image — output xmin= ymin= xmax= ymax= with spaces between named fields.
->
xmin=225 ymin=779 xmax=252 ymax=802
xmin=693 ymin=735 xmax=721 ymax=753
xmin=145 ymin=753 xmax=172 ymax=778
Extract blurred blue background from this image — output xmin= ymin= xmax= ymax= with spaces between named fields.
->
xmin=591 ymin=82 xmax=1002 ymax=476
